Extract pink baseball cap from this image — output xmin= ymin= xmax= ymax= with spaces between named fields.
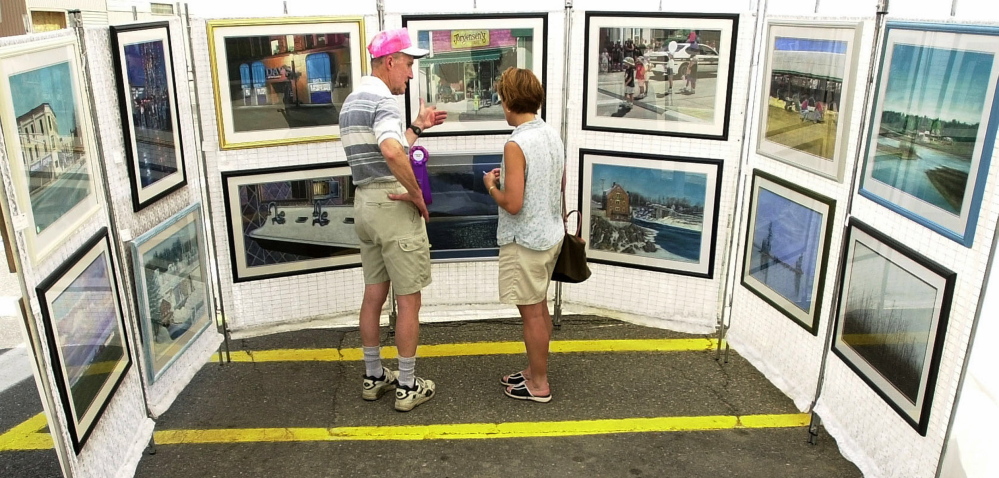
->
xmin=367 ymin=28 xmax=429 ymax=59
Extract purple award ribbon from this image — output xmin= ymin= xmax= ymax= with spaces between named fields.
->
xmin=410 ymin=146 xmax=432 ymax=205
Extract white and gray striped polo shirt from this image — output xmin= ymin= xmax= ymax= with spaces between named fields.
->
xmin=339 ymin=76 xmax=409 ymax=185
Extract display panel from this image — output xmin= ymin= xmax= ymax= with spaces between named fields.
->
xmin=757 ymin=22 xmax=862 ymax=181
xmin=578 ymin=149 xmax=722 ymax=278
xmin=859 ymin=23 xmax=999 ymax=246
xmin=130 ymin=204 xmax=212 ymax=381
xmin=222 ymin=164 xmax=360 ymax=282
xmin=207 ymin=17 xmax=365 ymax=149
xmin=832 ymin=219 xmax=955 ymax=436
xmin=0 ymin=37 xmax=101 ymax=263
xmin=741 ymin=170 xmax=836 ymax=335
xmin=36 ymin=228 xmax=131 ymax=454
xmin=582 ymin=12 xmax=738 ymax=140
xmin=402 ymin=14 xmax=548 ymax=136
xmin=110 ymin=22 xmax=188 ymax=211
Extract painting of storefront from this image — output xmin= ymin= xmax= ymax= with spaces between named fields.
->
xmin=415 ymin=28 xmax=534 ymax=119
xmin=223 ymin=33 xmax=352 ymax=133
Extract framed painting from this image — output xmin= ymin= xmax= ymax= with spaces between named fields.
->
xmin=207 ymin=17 xmax=366 ymax=149
xmin=741 ymin=170 xmax=836 ymax=335
xmin=36 ymin=227 xmax=131 ymax=454
xmin=578 ymin=149 xmax=722 ymax=278
xmin=402 ymin=14 xmax=548 ymax=136
xmin=110 ymin=22 xmax=188 ymax=211
xmin=832 ymin=218 xmax=955 ymax=436
xmin=425 ymin=152 xmax=502 ymax=260
xmin=0 ymin=36 xmax=101 ymax=263
xmin=582 ymin=12 xmax=738 ymax=140
xmin=757 ymin=21 xmax=862 ymax=181
xmin=130 ymin=203 xmax=212 ymax=382
xmin=222 ymin=163 xmax=361 ymax=282
xmin=859 ymin=23 xmax=999 ymax=246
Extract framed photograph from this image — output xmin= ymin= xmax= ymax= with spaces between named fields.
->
xmin=757 ymin=22 xmax=862 ymax=181
xmin=859 ymin=23 xmax=999 ymax=246
xmin=0 ymin=37 xmax=101 ymax=263
xmin=207 ymin=17 xmax=366 ymax=149
xmin=832 ymin=219 xmax=956 ymax=436
xmin=222 ymin=163 xmax=361 ymax=282
xmin=426 ymin=152 xmax=502 ymax=260
xmin=36 ymin=227 xmax=131 ymax=454
xmin=578 ymin=149 xmax=722 ymax=278
xmin=130 ymin=203 xmax=212 ymax=382
xmin=110 ymin=22 xmax=188 ymax=211
xmin=402 ymin=14 xmax=548 ymax=136
xmin=741 ymin=170 xmax=836 ymax=335
xmin=582 ymin=12 xmax=738 ymax=140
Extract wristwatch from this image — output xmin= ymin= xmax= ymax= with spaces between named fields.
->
xmin=410 ymin=125 xmax=423 ymax=136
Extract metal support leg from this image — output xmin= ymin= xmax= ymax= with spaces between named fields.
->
xmin=145 ymin=433 xmax=157 ymax=455
xmin=388 ymin=288 xmax=397 ymax=337
xmin=808 ymin=412 xmax=821 ymax=445
xmin=553 ymin=282 xmax=563 ymax=329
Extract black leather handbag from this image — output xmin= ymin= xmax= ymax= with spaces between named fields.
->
xmin=551 ymin=210 xmax=591 ymax=283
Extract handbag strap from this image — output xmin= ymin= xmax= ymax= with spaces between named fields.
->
xmin=565 ymin=210 xmax=582 ymax=237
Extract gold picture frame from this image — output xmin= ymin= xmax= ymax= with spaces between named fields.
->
xmin=207 ymin=16 xmax=367 ymax=149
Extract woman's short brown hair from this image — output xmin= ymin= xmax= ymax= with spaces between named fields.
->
xmin=496 ymin=67 xmax=544 ymax=114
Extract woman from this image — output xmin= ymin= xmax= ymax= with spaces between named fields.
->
xmin=483 ymin=67 xmax=565 ymax=403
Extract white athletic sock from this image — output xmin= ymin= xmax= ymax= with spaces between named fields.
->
xmin=362 ymin=346 xmax=382 ymax=378
xmin=397 ymin=355 xmax=416 ymax=388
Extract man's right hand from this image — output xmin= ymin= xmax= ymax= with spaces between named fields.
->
xmin=387 ymin=191 xmax=430 ymax=222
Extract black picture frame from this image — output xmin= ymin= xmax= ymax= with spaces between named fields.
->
xmin=831 ymin=218 xmax=956 ymax=436
xmin=36 ymin=227 xmax=132 ymax=454
xmin=740 ymin=170 xmax=836 ymax=335
xmin=401 ymin=13 xmax=549 ymax=137
xmin=109 ymin=21 xmax=188 ymax=212
xmin=577 ymin=148 xmax=723 ymax=278
xmin=424 ymin=151 xmax=503 ymax=260
xmin=221 ymin=163 xmax=361 ymax=282
xmin=581 ymin=11 xmax=739 ymax=140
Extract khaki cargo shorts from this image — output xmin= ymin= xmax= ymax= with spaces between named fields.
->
xmin=354 ymin=182 xmax=432 ymax=296
xmin=498 ymin=239 xmax=562 ymax=305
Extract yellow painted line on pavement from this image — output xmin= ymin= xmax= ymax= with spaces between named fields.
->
xmin=152 ymin=413 xmax=810 ymax=445
xmin=0 ymin=413 xmax=53 ymax=451
xmin=213 ymin=338 xmax=717 ymax=363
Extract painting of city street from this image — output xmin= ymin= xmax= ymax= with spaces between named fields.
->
xmin=741 ymin=171 xmax=834 ymax=334
xmin=758 ymin=23 xmax=861 ymax=181
xmin=208 ymin=18 xmax=364 ymax=148
xmin=403 ymin=14 xmax=547 ymax=136
xmin=425 ymin=153 xmax=502 ymax=260
xmin=861 ymin=24 xmax=999 ymax=246
xmin=2 ymin=40 xmax=100 ymax=262
xmin=111 ymin=23 xmax=187 ymax=210
xmin=37 ymin=229 xmax=130 ymax=453
xmin=223 ymin=164 xmax=361 ymax=282
xmin=832 ymin=220 xmax=955 ymax=435
xmin=579 ymin=150 xmax=721 ymax=277
xmin=131 ymin=204 xmax=212 ymax=381
xmin=583 ymin=12 xmax=738 ymax=139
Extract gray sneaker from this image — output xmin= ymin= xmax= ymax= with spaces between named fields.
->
xmin=394 ymin=377 xmax=436 ymax=412
xmin=362 ymin=367 xmax=398 ymax=401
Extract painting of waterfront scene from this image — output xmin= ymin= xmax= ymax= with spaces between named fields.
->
xmin=832 ymin=220 xmax=955 ymax=435
xmin=131 ymin=205 xmax=212 ymax=381
xmin=223 ymin=164 xmax=361 ymax=282
xmin=861 ymin=24 xmax=999 ymax=246
xmin=37 ymin=229 xmax=130 ymax=453
xmin=741 ymin=172 xmax=834 ymax=334
xmin=583 ymin=12 xmax=738 ymax=140
xmin=579 ymin=150 xmax=721 ymax=277
xmin=404 ymin=14 xmax=547 ymax=136
xmin=2 ymin=40 xmax=100 ymax=262
xmin=758 ymin=23 xmax=860 ymax=180
xmin=208 ymin=18 xmax=364 ymax=148
xmin=425 ymin=153 xmax=502 ymax=260
xmin=111 ymin=23 xmax=187 ymax=210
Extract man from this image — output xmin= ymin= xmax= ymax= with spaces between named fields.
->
xmin=339 ymin=28 xmax=447 ymax=412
